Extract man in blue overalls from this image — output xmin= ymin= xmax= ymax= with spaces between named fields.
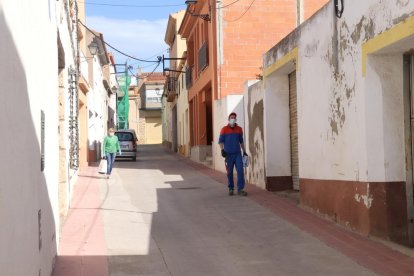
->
xmin=219 ymin=112 xmax=249 ymax=196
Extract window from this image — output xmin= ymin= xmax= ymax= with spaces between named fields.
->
xmin=147 ymin=96 xmax=161 ymax=103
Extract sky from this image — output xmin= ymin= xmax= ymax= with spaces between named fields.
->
xmin=84 ymin=0 xmax=187 ymax=74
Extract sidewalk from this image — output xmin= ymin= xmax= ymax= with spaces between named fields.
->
xmin=54 ymin=152 xmax=414 ymax=276
xmin=182 ymin=158 xmax=414 ymax=276
xmin=53 ymin=166 xmax=109 ymax=276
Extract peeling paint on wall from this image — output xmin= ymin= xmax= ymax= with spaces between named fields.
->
xmin=397 ymin=0 xmax=410 ymax=7
xmin=246 ymin=83 xmax=266 ymax=187
xmin=354 ymin=185 xmax=374 ymax=209
xmin=326 ymin=71 xmax=355 ymax=139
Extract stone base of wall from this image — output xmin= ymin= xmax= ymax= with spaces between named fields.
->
xmin=88 ymin=148 xmax=97 ymax=164
xmin=190 ymin=145 xmax=212 ymax=162
xmin=300 ymin=179 xmax=409 ymax=246
xmin=266 ymin=176 xmax=293 ymax=191
xmin=179 ymin=145 xmax=188 ymax=157
xmin=163 ymin=141 xmax=172 ymax=149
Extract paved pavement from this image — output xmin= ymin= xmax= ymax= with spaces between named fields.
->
xmin=53 ymin=145 xmax=414 ymax=276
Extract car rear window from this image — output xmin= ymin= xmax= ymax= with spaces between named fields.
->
xmin=115 ymin=132 xmax=134 ymax=141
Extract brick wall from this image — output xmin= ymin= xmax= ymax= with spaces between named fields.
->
xmin=304 ymin=0 xmax=329 ymax=20
xmin=219 ymin=0 xmax=328 ymax=97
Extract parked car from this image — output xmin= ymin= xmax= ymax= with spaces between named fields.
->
xmin=115 ymin=129 xmax=138 ymax=161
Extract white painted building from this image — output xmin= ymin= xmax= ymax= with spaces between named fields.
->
xmin=163 ymin=10 xmax=189 ymax=155
xmin=0 ymin=0 xmax=80 ymax=274
xmin=176 ymin=62 xmax=190 ymax=157
xmin=244 ymin=0 xmax=414 ymax=246
xmin=85 ymin=31 xmax=111 ymax=161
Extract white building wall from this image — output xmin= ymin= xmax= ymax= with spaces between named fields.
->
xmin=0 ymin=0 xmax=77 ymax=274
xmin=88 ymin=57 xmax=107 ymax=158
xmin=263 ymin=0 xmax=414 ymax=183
xmin=365 ymin=54 xmax=405 ymax=182
xmin=177 ymin=72 xmax=189 ymax=156
xmin=259 ymin=0 xmax=414 ymax=244
xmin=264 ymin=72 xmax=291 ymax=178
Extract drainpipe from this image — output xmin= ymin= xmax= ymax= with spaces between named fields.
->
xmin=296 ymin=0 xmax=304 ymax=26
xmin=216 ymin=0 xmax=223 ymax=100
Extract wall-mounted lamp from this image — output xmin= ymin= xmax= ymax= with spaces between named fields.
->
xmin=88 ymin=40 xmax=99 ymax=56
xmin=185 ymin=0 xmax=211 ymax=22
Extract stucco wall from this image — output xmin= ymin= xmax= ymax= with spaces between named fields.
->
xmin=263 ymin=0 xmax=414 ymax=183
xmin=177 ymin=71 xmax=190 ymax=156
xmin=129 ymin=96 xmax=140 ymax=138
xmin=261 ymin=0 xmax=414 ymax=245
xmin=0 ymin=0 xmax=73 ymax=274
xmin=244 ymin=80 xmax=266 ymax=189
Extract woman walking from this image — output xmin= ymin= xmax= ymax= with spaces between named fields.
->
xmin=102 ymin=128 xmax=121 ymax=178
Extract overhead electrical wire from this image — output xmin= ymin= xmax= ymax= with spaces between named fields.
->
xmin=78 ymin=1 xmax=185 ymax=8
xmin=129 ymin=62 xmax=161 ymax=79
xmin=78 ymin=20 xmax=161 ymax=63
xmin=129 ymin=48 xmax=170 ymax=66
xmin=216 ymin=0 xmax=242 ymax=9
xmin=225 ymin=0 xmax=257 ymax=22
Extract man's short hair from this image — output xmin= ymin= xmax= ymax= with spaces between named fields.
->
xmin=228 ymin=112 xmax=237 ymax=119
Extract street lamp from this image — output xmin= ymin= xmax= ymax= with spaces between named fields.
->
xmin=185 ymin=0 xmax=211 ymax=21
xmin=88 ymin=39 xmax=99 ymax=56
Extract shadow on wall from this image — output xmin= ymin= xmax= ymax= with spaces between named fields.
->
xmin=0 ymin=11 xmax=57 ymax=275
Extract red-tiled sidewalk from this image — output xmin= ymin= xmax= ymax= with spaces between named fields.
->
xmin=182 ymin=158 xmax=414 ymax=276
xmin=53 ymin=166 xmax=109 ymax=276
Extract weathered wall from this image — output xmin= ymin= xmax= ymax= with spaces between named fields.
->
xmin=244 ymin=80 xmax=266 ymax=189
xmin=261 ymin=0 xmax=414 ymax=245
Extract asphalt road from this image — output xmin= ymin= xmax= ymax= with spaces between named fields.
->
xmin=98 ymin=145 xmax=374 ymax=276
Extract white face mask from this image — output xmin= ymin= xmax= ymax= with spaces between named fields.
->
xmin=229 ymin=118 xmax=236 ymax=126
xmin=109 ymin=133 xmax=114 ymax=137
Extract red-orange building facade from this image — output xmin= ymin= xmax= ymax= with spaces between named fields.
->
xmin=179 ymin=0 xmax=328 ymax=156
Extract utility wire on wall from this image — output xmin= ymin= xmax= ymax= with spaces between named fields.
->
xmin=225 ymin=0 xmax=257 ymax=22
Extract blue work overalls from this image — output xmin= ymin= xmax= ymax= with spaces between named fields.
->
xmin=225 ymin=153 xmax=245 ymax=191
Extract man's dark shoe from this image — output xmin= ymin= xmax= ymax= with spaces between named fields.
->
xmin=237 ymin=190 xmax=248 ymax=196
xmin=228 ymin=189 xmax=234 ymax=196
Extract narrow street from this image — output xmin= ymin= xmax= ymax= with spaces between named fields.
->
xmin=53 ymin=145 xmax=414 ymax=276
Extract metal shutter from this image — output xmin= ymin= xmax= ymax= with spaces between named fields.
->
xmin=289 ymin=71 xmax=300 ymax=190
